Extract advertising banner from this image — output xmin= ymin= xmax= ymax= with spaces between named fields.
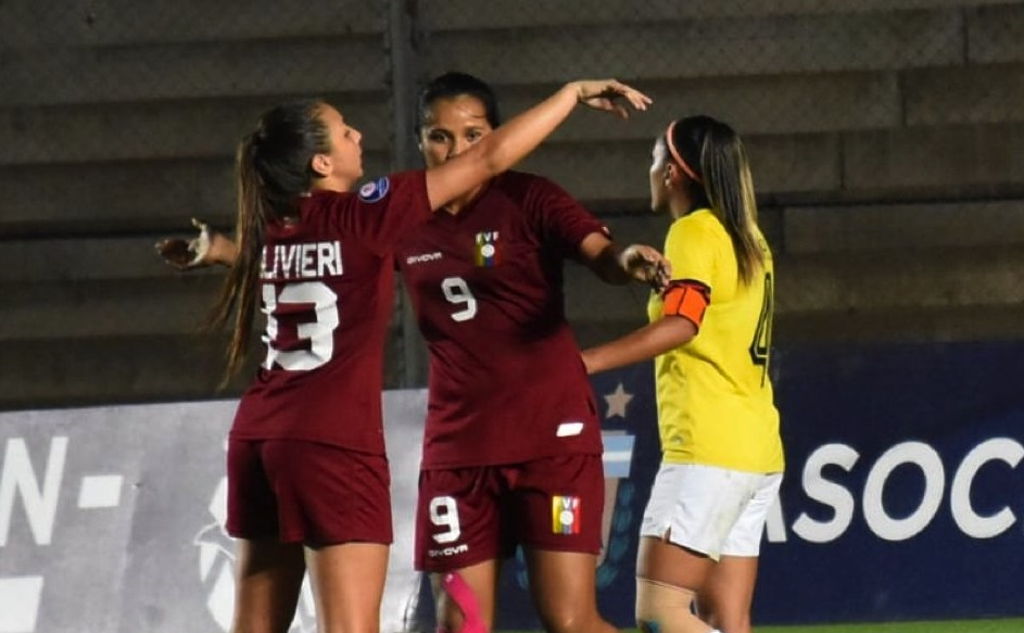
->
xmin=1 ymin=342 xmax=1022 ymax=632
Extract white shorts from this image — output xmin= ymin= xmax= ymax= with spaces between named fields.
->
xmin=640 ymin=463 xmax=782 ymax=561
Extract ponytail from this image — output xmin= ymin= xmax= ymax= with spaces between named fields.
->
xmin=667 ymin=116 xmax=765 ymax=285
xmin=208 ymin=135 xmax=268 ymax=381
xmin=209 ymin=100 xmax=330 ymax=384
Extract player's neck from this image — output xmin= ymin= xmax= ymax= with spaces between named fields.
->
xmin=312 ymin=174 xmax=356 ymax=194
xmin=668 ymin=194 xmax=693 ymax=219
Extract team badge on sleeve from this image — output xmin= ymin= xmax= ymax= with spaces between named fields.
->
xmin=474 ymin=231 xmax=501 ymax=267
xmin=551 ymin=495 xmax=581 ymax=534
xmin=358 ymin=176 xmax=390 ymax=203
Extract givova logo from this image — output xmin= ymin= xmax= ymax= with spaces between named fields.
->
xmin=194 ymin=476 xmax=317 ymax=632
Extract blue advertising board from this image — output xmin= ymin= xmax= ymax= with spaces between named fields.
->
xmin=490 ymin=341 xmax=1024 ymax=627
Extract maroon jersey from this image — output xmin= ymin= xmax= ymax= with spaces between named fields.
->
xmin=231 ymin=171 xmax=431 ymax=454
xmin=397 ymin=172 xmax=605 ymax=468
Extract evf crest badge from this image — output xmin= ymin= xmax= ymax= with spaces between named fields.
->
xmin=474 ymin=231 xmax=500 ymax=267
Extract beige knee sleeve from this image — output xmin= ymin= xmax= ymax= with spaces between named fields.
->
xmin=635 ymin=577 xmax=716 ymax=633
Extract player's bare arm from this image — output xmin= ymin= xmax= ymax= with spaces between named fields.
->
xmin=577 ymin=232 xmax=671 ymax=290
xmin=155 ymin=218 xmax=239 ymax=269
xmin=157 ymin=79 xmax=652 ymax=269
xmin=581 ymin=315 xmax=696 ymax=375
xmin=425 ymin=78 xmax=651 ymax=210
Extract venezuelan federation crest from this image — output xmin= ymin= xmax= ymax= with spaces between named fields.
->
xmin=474 ymin=231 xmax=500 ymax=267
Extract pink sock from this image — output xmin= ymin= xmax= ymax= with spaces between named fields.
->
xmin=440 ymin=572 xmax=486 ymax=633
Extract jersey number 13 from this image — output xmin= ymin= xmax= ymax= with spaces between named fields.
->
xmin=262 ymin=281 xmax=339 ymax=371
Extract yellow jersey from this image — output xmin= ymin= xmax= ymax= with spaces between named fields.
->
xmin=647 ymin=209 xmax=784 ymax=473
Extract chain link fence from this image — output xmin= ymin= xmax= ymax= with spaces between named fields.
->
xmin=1 ymin=0 xmax=1023 ymax=406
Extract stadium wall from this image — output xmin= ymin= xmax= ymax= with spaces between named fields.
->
xmin=2 ymin=1 xmax=1024 ymax=408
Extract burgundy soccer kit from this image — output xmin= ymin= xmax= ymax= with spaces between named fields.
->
xmin=396 ymin=172 xmax=608 ymax=569
xmin=227 ymin=172 xmax=430 ymax=544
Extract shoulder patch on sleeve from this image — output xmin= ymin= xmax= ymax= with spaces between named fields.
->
xmin=358 ymin=176 xmax=390 ymax=203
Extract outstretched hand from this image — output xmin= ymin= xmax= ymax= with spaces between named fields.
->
xmin=571 ymin=79 xmax=652 ymax=119
xmin=154 ymin=217 xmax=212 ymax=270
xmin=619 ymin=244 xmax=672 ymax=292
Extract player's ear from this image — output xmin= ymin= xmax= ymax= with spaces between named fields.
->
xmin=311 ymin=153 xmax=331 ymax=178
xmin=664 ymin=162 xmax=678 ymax=186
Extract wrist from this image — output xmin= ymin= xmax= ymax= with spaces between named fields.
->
xmin=581 ymin=348 xmax=598 ymax=374
xmin=562 ymin=82 xmax=583 ymax=104
xmin=620 ymin=246 xmax=647 ymax=280
xmin=207 ymin=233 xmax=232 ymax=265
xmin=616 ymin=245 xmax=632 ymax=271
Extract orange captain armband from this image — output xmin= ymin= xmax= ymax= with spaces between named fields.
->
xmin=661 ymin=279 xmax=711 ymax=328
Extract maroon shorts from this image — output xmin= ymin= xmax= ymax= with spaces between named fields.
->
xmin=226 ymin=438 xmax=392 ymax=545
xmin=414 ymin=454 xmax=604 ymax=571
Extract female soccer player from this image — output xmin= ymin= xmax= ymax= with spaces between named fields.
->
xmin=175 ymin=79 xmax=652 ymax=633
xmin=582 ymin=116 xmax=784 ymax=633
xmin=398 ymin=72 xmax=668 ymax=633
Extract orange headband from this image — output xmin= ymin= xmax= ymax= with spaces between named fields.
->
xmin=665 ymin=120 xmax=700 ymax=183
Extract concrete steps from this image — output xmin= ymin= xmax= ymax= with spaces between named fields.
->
xmin=2 ymin=0 xmax=1022 ymax=408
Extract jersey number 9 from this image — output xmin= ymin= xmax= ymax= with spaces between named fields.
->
xmin=442 ymin=276 xmax=478 ymax=322
xmin=429 ymin=495 xmax=462 ymax=544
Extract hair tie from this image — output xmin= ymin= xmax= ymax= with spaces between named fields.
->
xmin=665 ymin=120 xmax=701 ymax=183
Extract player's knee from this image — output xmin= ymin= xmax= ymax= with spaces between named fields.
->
xmin=321 ymin=621 xmax=376 ymax=633
xmin=699 ymin=593 xmax=752 ymax=633
xmin=635 ymin=577 xmax=704 ymax=633
xmin=537 ymin=606 xmax=591 ymax=633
